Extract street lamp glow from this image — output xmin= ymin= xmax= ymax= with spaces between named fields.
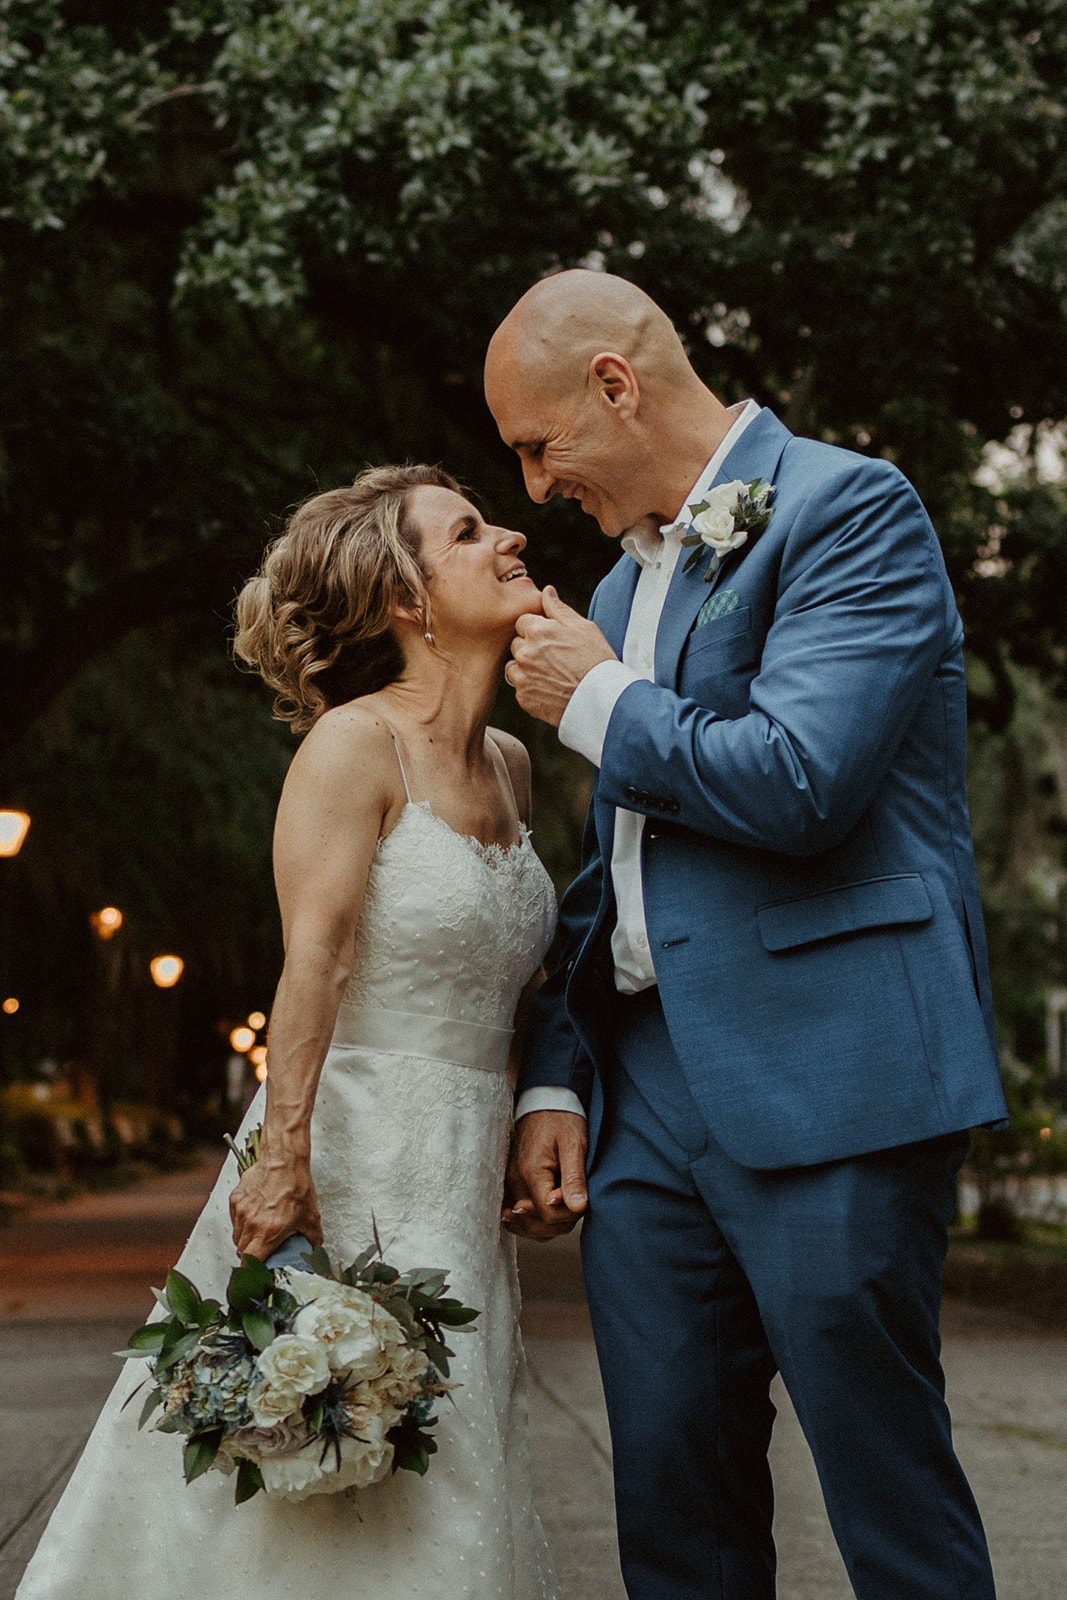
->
xmin=247 ymin=1011 xmax=266 ymax=1030
xmin=150 ymin=955 xmax=184 ymax=989
xmin=0 ymin=811 xmax=31 ymax=858
xmin=90 ymin=906 xmax=124 ymax=940
xmin=249 ymin=1045 xmax=267 ymax=1069
xmin=229 ymin=1025 xmax=256 ymax=1052
xmin=254 ymin=1058 xmax=268 ymax=1083
xmin=2 ymin=997 xmax=18 ymax=1015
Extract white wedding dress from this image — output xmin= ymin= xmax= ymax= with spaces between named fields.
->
xmin=17 ymin=770 xmax=560 ymax=1600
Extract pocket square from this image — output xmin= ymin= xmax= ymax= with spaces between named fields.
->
xmin=695 ymin=588 xmax=741 ymax=629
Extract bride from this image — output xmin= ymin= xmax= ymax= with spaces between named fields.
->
xmin=16 ymin=464 xmax=560 ymax=1600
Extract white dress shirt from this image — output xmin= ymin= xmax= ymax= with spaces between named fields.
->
xmin=516 ymin=400 xmax=761 ymax=1122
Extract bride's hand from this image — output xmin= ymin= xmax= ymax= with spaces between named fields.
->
xmin=229 ymin=1149 xmax=324 ymax=1262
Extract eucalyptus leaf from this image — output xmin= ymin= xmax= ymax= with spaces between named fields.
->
xmin=234 ymin=1457 xmax=264 ymax=1504
xmin=227 ymin=1257 xmax=271 ymax=1313
xmin=137 ymin=1386 xmax=163 ymax=1430
xmin=242 ymin=1309 xmax=276 ymax=1351
xmin=124 ymin=1323 xmax=167 ymax=1352
xmin=183 ymin=1431 xmax=222 ymax=1484
xmin=154 ymin=1329 xmax=199 ymax=1373
xmin=165 ymin=1269 xmax=202 ymax=1326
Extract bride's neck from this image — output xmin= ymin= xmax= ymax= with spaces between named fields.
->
xmin=377 ymin=642 xmax=506 ymax=763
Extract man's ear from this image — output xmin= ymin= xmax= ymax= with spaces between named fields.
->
xmin=590 ymin=352 xmax=639 ymax=420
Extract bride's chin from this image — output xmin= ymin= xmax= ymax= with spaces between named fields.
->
xmin=511 ymin=585 xmax=544 ymax=617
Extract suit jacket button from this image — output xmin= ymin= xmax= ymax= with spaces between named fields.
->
xmin=624 ymin=786 xmax=639 ymax=803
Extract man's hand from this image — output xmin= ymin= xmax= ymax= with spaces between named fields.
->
xmin=507 ymin=586 xmax=615 ymax=727
xmin=502 ymin=1110 xmax=589 ymax=1239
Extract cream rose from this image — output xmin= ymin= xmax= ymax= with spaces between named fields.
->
xmin=692 ymin=480 xmax=749 ymax=555
xmin=250 ymin=1334 xmax=331 ymax=1424
xmin=292 ymin=1288 xmax=406 ymax=1382
xmin=375 ymin=1342 xmax=431 ymax=1408
xmin=258 ymin=1408 xmax=395 ymax=1500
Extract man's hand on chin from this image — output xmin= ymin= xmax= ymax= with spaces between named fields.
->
xmin=506 ymin=586 xmax=615 ymax=727
xmin=502 ymin=1109 xmax=589 ymax=1239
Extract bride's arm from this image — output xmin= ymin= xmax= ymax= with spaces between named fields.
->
xmin=229 ymin=708 xmax=400 ymax=1262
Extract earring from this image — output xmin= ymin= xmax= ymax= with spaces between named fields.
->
xmin=423 ymin=630 xmax=436 ymax=647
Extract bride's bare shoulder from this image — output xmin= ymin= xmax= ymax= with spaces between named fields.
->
xmin=285 ymin=700 xmax=401 ymax=799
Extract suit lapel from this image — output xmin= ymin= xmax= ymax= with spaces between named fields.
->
xmin=592 ymin=552 xmax=640 ymax=658
xmin=655 ymin=409 xmax=793 ymax=683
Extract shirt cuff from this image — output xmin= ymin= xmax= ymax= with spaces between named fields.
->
xmin=514 ymin=1087 xmax=588 ymax=1122
xmin=558 ymin=659 xmax=642 ymax=768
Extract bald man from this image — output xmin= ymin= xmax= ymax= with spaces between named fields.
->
xmin=486 ymin=271 xmax=1006 ymax=1600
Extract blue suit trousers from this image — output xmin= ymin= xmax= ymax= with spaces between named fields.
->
xmin=580 ymin=992 xmax=996 ymax=1599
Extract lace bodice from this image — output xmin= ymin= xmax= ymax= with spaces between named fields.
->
xmin=339 ymin=801 xmax=557 ymax=1039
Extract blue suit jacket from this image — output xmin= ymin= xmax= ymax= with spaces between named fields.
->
xmin=520 ymin=409 xmax=1008 ymax=1169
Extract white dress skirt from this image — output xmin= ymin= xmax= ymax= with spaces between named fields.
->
xmin=17 ymin=799 xmax=560 ymax=1600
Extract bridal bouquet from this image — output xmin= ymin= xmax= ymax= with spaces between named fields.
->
xmin=121 ymin=1142 xmax=478 ymax=1504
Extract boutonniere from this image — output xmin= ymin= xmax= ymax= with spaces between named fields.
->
xmin=681 ymin=478 xmax=776 ymax=581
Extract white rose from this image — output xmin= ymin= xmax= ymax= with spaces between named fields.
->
xmin=292 ymin=1291 xmax=405 ymax=1382
xmin=692 ymin=480 xmax=748 ymax=554
xmin=250 ymin=1334 xmax=331 ymax=1424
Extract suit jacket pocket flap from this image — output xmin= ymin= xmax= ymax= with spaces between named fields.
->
xmin=757 ymin=874 xmax=932 ymax=953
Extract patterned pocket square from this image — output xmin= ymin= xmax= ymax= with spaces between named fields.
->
xmin=695 ymin=588 xmax=742 ymax=629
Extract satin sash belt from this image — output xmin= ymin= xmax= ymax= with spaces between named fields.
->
xmin=331 ymin=1005 xmax=513 ymax=1075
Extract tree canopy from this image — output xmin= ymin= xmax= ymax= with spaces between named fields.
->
xmin=2 ymin=0 xmax=1067 ymax=1105
xmin=3 ymin=0 xmax=1067 ymax=748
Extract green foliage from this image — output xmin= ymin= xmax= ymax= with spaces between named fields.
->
xmin=3 ymin=0 xmax=1067 ymax=1108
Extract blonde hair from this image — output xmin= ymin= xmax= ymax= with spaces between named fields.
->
xmin=234 ymin=463 xmax=461 ymax=731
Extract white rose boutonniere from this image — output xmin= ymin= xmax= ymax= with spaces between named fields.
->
xmin=681 ymin=477 xmax=776 ymax=581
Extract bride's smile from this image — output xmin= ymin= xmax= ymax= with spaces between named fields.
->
xmin=406 ymin=485 xmax=543 ymax=642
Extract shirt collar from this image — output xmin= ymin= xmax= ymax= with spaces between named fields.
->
xmin=621 ymin=399 xmax=762 ymax=567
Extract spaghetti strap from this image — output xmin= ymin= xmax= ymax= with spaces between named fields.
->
xmin=377 ymin=717 xmax=413 ymax=803
xmin=391 ymin=736 xmax=413 ymax=803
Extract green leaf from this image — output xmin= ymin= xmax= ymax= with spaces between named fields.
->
xmin=137 ymin=1386 xmax=163 ymax=1430
xmin=165 ymin=1269 xmax=202 ymax=1326
xmin=234 ymin=1457 xmax=264 ymax=1504
xmin=196 ymin=1299 xmax=224 ymax=1330
xmin=154 ymin=1328 xmax=200 ymax=1373
xmin=227 ymin=1256 xmax=272 ymax=1313
xmin=435 ymin=1304 xmax=479 ymax=1327
xmin=154 ymin=1413 xmax=180 ymax=1434
xmin=183 ymin=1429 xmax=223 ymax=1483
xmin=391 ymin=1426 xmax=438 ymax=1475
xmin=124 ymin=1322 xmax=168 ymax=1351
xmin=242 ymin=1309 xmax=276 ymax=1351
xmin=401 ymin=1268 xmax=447 ymax=1294
xmin=308 ymin=1245 xmax=334 ymax=1277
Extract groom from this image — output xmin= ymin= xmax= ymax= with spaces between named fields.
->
xmin=485 ymin=271 xmax=1007 ymax=1599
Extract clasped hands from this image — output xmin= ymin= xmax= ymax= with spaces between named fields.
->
xmin=505 ymin=585 xmax=615 ymax=727
xmin=502 ymin=1110 xmax=589 ymax=1239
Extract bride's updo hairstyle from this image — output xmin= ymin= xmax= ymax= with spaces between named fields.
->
xmin=235 ymin=463 xmax=461 ymax=731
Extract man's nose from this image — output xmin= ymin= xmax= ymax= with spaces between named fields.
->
xmin=521 ymin=458 xmax=553 ymax=503
xmin=498 ymin=527 xmax=527 ymax=554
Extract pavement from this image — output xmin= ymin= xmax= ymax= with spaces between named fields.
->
xmin=1 ymin=1154 xmax=1065 ymax=1599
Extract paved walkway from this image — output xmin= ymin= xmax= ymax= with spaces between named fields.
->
xmin=1 ymin=1157 xmax=1064 ymax=1598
